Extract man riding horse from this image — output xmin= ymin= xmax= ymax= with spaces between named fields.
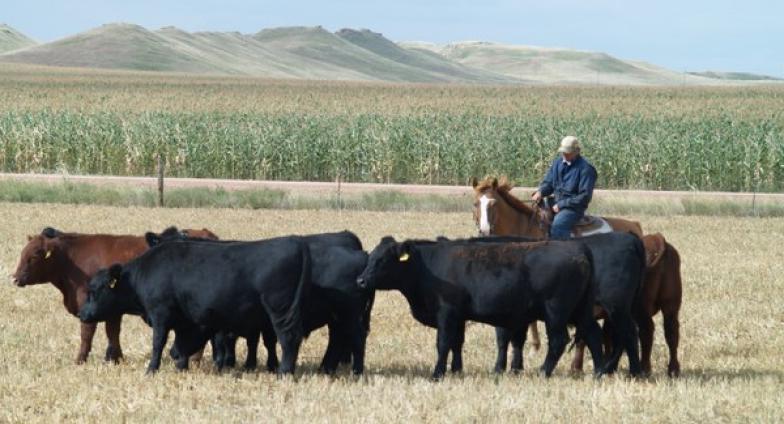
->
xmin=531 ymin=136 xmax=597 ymax=240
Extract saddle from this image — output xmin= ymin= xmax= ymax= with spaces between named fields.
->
xmin=537 ymin=196 xmax=610 ymax=238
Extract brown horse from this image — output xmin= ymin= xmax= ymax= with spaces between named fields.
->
xmin=471 ymin=177 xmax=643 ymax=239
xmin=470 ymin=176 xmax=643 ymax=359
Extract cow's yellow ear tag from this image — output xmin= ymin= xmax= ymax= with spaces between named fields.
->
xmin=109 ymin=279 xmax=117 ymax=289
xmin=44 ymin=251 xmax=52 ymax=259
xmin=399 ymin=252 xmax=410 ymax=262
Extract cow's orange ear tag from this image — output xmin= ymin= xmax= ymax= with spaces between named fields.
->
xmin=109 ymin=279 xmax=117 ymax=289
xmin=44 ymin=251 xmax=52 ymax=259
xmin=399 ymin=252 xmax=410 ymax=262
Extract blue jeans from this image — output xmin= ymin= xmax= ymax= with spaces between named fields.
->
xmin=550 ymin=208 xmax=582 ymax=240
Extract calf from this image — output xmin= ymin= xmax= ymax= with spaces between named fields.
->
xmin=79 ymin=236 xmax=311 ymax=374
xmin=11 ymin=227 xmax=215 ymax=364
xmin=356 ymin=237 xmax=604 ymax=379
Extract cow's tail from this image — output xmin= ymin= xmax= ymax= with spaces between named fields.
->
xmin=630 ymin=233 xmax=647 ymax=307
xmin=571 ymin=244 xmax=597 ymax=349
xmin=279 ymin=239 xmax=311 ymax=338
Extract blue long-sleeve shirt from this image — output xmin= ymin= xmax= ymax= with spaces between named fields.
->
xmin=538 ymin=155 xmax=597 ymax=214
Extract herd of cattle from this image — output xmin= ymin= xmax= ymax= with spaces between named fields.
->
xmin=11 ymin=222 xmax=682 ymax=380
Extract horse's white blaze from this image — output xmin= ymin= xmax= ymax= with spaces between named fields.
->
xmin=479 ymin=194 xmax=491 ymax=234
xmin=577 ymin=217 xmax=613 ymax=237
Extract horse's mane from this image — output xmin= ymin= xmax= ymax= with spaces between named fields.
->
xmin=474 ymin=177 xmax=536 ymax=216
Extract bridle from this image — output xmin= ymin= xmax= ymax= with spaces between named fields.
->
xmin=475 ymin=192 xmax=549 ymax=240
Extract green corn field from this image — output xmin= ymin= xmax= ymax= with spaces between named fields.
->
xmin=1 ymin=64 xmax=782 ymax=191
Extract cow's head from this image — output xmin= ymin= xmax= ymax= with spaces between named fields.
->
xmin=79 ymin=264 xmax=135 ymax=323
xmin=12 ymin=227 xmax=65 ymax=287
xmin=356 ymin=236 xmax=413 ymax=291
xmin=145 ymin=226 xmax=219 ymax=247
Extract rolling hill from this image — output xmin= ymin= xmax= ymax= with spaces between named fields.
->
xmin=400 ymin=41 xmax=719 ymax=85
xmin=0 ymin=24 xmax=36 ymax=53
xmin=0 ymin=23 xmax=775 ymax=85
xmin=687 ymin=71 xmax=782 ymax=81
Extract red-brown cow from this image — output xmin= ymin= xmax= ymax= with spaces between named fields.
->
xmin=637 ymin=233 xmax=682 ymax=377
xmin=11 ymin=226 xmax=217 ymax=364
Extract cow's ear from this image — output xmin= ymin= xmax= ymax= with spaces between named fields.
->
xmin=109 ymin=264 xmax=123 ymax=280
xmin=145 ymin=232 xmax=160 ymax=247
xmin=397 ymin=241 xmax=413 ymax=262
xmin=643 ymin=233 xmax=666 ymax=267
xmin=380 ymin=236 xmax=396 ymax=245
xmin=107 ymin=264 xmax=123 ymax=289
xmin=470 ymin=177 xmax=478 ymax=188
xmin=42 ymin=227 xmax=61 ymax=238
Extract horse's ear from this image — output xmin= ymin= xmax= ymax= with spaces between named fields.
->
xmin=491 ymin=177 xmax=498 ymax=189
xmin=470 ymin=177 xmax=478 ymax=188
xmin=643 ymin=233 xmax=667 ymax=267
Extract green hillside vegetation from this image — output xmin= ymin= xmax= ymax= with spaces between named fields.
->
xmin=0 ymin=24 xmax=36 ymax=53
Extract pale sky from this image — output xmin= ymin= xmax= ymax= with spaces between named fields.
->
xmin=4 ymin=0 xmax=782 ymax=76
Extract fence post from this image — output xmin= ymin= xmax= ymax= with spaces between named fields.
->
xmin=157 ymin=153 xmax=165 ymax=207
xmin=336 ymin=171 xmax=342 ymax=210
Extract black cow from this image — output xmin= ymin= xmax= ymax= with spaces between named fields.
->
xmin=79 ymin=236 xmax=310 ymax=375
xmin=145 ymin=228 xmax=373 ymax=375
xmin=356 ymin=237 xmax=604 ymax=379
xmin=444 ymin=232 xmax=646 ymax=376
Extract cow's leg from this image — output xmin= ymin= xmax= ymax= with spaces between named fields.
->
xmin=540 ymin=320 xmax=569 ymax=377
xmin=210 ymin=333 xmax=227 ymax=369
xmin=635 ymin=307 xmax=655 ymax=376
xmin=570 ymin=340 xmax=586 ymax=373
xmin=510 ymin=326 xmax=527 ymax=373
xmin=243 ymin=331 xmax=260 ymax=371
xmin=663 ymin=309 xmax=681 ymax=377
xmin=276 ymin=329 xmax=302 ymax=375
xmin=579 ymin=316 xmax=606 ymax=378
xmin=494 ymin=327 xmax=511 ymax=373
xmin=602 ymin=319 xmax=623 ymax=374
xmin=223 ymin=333 xmax=238 ymax=368
xmin=147 ymin=325 xmax=169 ymax=374
xmin=349 ymin=317 xmax=367 ymax=375
xmin=450 ymin=320 xmax=465 ymax=373
xmin=261 ymin=327 xmax=279 ymax=373
xmin=172 ymin=327 xmax=210 ymax=372
xmin=613 ymin=311 xmax=641 ymax=376
xmin=528 ymin=322 xmax=541 ymax=352
xmin=104 ymin=316 xmax=123 ymax=362
xmin=433 ymin=308 xmax=459 ymax=380
xmin=319 ymin=322 xmax=343 ymax=374
xmin=76 ymin=322 xmax=97 ymax=364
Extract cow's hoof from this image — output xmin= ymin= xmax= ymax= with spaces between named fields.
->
xmin=105 ymin=346 xmax=123 ymax=363
xmin=668 ymin=365 xmax=681 ymax=378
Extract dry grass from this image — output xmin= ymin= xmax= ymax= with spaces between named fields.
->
xmin=0 ymin=202 xmax=782 ymax=422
